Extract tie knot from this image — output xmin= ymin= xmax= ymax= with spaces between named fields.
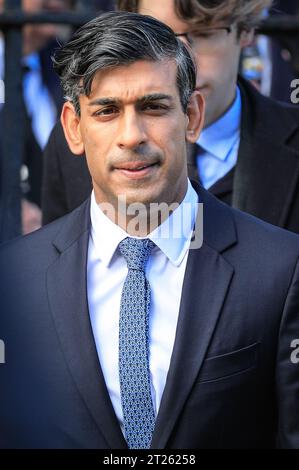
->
xmin=119 ymin=237 xmax=155 ymax=271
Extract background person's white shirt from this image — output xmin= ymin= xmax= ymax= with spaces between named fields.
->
xmin=197 ymin=86 xmax=242 ymax=189
xmin=87 ymin=179 xmax=198 ymax=433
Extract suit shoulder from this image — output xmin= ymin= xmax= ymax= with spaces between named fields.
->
xmin=239 ymin=77 xmax=299 ymax=143
xmin=0 ymin=216 xmax=64 ymax=267
xmin=240 ymin=76 xmax=299 ymax=115
xmin=269 ymin=96 xmax=299 ymax=119
xmin=252 ymin=88 xmax=299 ymax=129
xmin=231 ymin=204 xmax=299 ymax=255
xmin=0 ymin=198 xmax=90 ymax=264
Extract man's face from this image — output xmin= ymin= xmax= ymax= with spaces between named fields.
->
xmin=62 ymin=59 xmax=203 ymax=210
xmin=139 ymin=0 xmax=247 ymax=127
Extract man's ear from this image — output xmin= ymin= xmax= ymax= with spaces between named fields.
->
xmin=185 ymin=91 xmax=205 ymax=143
xmin=60 ymin=101 xmax=85 ymax=155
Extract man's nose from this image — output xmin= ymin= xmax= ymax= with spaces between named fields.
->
xmin=117 ymin=109 xmax=147 ymax=149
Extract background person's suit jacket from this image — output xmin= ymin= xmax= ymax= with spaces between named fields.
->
xmin=41 ymin=77 xmax=299 ymax=234
xmin=1 ymin=182 xmax=299 ymax=448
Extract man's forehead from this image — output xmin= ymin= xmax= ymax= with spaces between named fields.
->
xmin=138 ymin=0 xmax=232 ymax=32
xmin=87 ymin=60 xmax=179 ymax=101
xmin=87 ymin=93 xmax=175 ymax=107
xmin=139 ymin=0 xmax=188 ymax=32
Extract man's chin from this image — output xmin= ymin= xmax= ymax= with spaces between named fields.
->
xmin=118 ymin=190 xmax=160 ymax=208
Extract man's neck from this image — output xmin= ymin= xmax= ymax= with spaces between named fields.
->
xmin=204 ymin=86 xmax=237 ymax=129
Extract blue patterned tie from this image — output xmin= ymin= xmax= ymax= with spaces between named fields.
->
xmin=118 ymin=237 xmax=156 ymax=449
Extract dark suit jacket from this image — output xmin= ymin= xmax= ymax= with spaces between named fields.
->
xmin=41 ymin=77 xmax=299 ymax=234
xmin=1 ymin=182 xmax=299 ymax=448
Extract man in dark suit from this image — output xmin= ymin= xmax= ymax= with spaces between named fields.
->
xmin=41 ymin=0 xmax=299 ymax=236
xmin=1 ymin=11 xmax=299 ymax=449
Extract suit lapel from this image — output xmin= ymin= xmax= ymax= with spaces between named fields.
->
xmin=233 ymin=78 xmax=299 ymax=227
xmin=233 ymin=133 xmax=299 ymax=227
xmin=151 ymin=186 xmax=236 ymax=448
xmin=187 ymin=142 xmax=200 ymax=182
xmin=46 ymin=199 xmax=127 ymax=449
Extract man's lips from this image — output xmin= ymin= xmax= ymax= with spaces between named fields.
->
xmin=114 ymin=161 xmax=157 ymax=171
xmin=114 ymin=160 xmax=159 ymax=179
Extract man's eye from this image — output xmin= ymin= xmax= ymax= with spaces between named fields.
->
xmin=196 ymin=31 xmax=217 ymax=39
xmin=143 ymin=104 xmax=167 ymax=111
xmin=94 ymin=107 xmax=118 ymax=116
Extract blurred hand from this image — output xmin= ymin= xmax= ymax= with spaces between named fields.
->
xmin=22 ymin=198 xmax=42 ymax=234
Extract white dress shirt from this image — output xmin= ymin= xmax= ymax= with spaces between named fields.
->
xmin=197 ymin=86 xmax=242 ymax=189
xmin=87 ymin=179 xmax=198 ymax=432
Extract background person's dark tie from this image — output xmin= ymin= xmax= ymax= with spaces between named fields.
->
xmin=118 ymin=237 xmax=156 ymax=449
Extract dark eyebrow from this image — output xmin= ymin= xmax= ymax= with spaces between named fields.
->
xmin=137 ymin=94 xmax=173 ymax=104
xmin=88 ymin=97 xmax=120 ymax=106
xmin=88 ymin=94 xmax=174 ymax=107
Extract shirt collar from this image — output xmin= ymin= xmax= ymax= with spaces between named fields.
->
xmin=90 ymin=179 xmax=199 ymax=268
xmin=197 ymin=86 xmax=241 ymax=161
